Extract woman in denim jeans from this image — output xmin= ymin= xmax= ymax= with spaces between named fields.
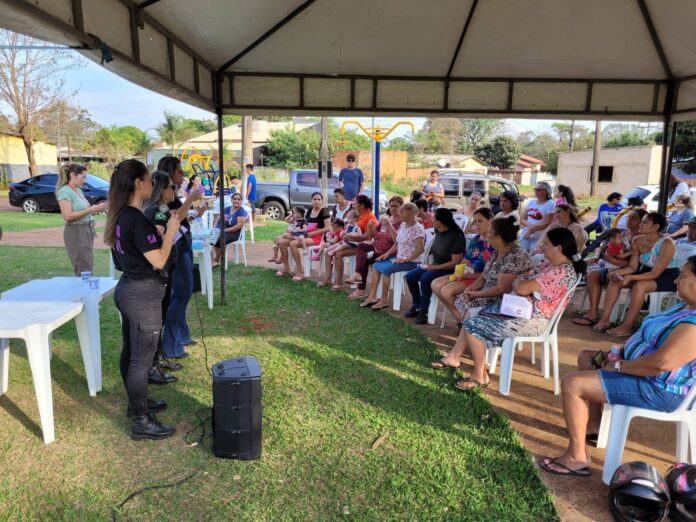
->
xmin=540 ymin=256 xmax=696 ymax=477
xmin=105 ymin=160 xmax=180 ymax=440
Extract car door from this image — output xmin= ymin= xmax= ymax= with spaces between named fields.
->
xmin=293 ymin=171 xmax=320 ymax=209
xmin=441 ymin=176 xmax=461 ymax=209
xmin=35 ymin=174 xmax=59 ymax=210
xmin=488 ymin=180 xmax=508 ymax=215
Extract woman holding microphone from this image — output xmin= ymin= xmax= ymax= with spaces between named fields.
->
xmin=104 ymin=160 xmax=180 ymax=440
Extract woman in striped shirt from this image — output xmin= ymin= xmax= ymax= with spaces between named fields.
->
xmin=540 ymin=255 xmax=696 ymax=477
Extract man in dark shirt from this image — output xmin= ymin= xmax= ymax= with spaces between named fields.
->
xmin=338 ymin=153 xmax=364 ymax=202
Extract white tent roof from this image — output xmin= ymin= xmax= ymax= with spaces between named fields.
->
xmin=1 ymin=0 xmax=695 ymax=120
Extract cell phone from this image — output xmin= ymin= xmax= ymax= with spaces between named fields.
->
xmin=591 ymin=350 xmax=606 ymax=369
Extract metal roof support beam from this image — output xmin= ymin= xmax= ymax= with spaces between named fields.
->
xmin=635 ymin=0 xmax=673 ymax=79
xmin=657 ymin=81 xmax=676 ymax=213
xmin=71 ymin=0 xmax=83 ymax=32
xmin=213 ymin=70 xmax=226 ymax=305
xmin=218 ymin=0 xmax=318 ymax=71
xmin=137 ymin=0 xmax=161 ymax=9
xmin=446 ymin=0 xmax=479 ymax=78
xmin=167 ymin=38 xmax=175 ymax=81
xmin=129 ymin=5 xmax=140 ymax=63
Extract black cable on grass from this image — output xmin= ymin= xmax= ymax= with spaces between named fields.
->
xmin=193 ymin=292 xmax=213 ymax=377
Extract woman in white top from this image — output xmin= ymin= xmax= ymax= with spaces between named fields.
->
xmin=332 ymin=188 xmax=352 ymax=220
xmin=56 ymin=163 xmax=107 ymax=275
xmin=519 ymin=181 xmax=555 ymax=251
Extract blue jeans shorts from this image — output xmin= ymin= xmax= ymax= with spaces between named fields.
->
xmin=373 ymin=258 xmax=418 ymax=276
xmin=598 ymin=370 xmax=685 ymax=412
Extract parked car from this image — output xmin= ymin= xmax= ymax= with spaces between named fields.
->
xmin=255 ymin=169 xmax=388 ymax=220
xmin=621 ymin=184 xmax=696 ymax=212
xmin=437 ymin=170 xmax=521 ymax=215
xmin=9 ymin=173 xmax=110 ymax=213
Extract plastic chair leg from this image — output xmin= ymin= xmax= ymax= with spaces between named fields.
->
xmin=602 ymin=406 xmax=631 ymax=484
xmin=0 ymin=338 xmax=8 ymax=395
xmin=427 ymin=298 xmax=437 ymax=325
xmin=392 ymin=274 xmax=403 ymax=311
xmin=487 ymin=347 xmax=500 ymax=375
xmin=498 ymin=339 xmax=516 ymax=396
xmin=676 ymin=421 xmax=690 ymax=462
xmin=551 ymin=335 xmax=560 ymax=395
xmin=25 ymin=325 xmax=55 ymax=444
xmin=596 ymin=404 xmax=612 ymax=449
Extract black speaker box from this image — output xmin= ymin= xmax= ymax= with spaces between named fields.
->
xmin=212 ymin=356 xmax=262 ymax=460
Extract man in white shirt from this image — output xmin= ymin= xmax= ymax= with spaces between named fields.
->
xmin=676 ymin=217 xmax=696 ymax=265
xmin=669 ymin=175 xmax=691 ymax=205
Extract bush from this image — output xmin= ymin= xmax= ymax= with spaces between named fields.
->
xmin=87 ymin=162 xmax=111 ymax=180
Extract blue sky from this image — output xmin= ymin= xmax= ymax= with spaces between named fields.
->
xmin=66 ymin=58 xmax=630 ymax=140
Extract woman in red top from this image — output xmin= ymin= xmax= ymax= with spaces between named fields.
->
xmin=321 ymin=194 xmax=378 ymax=291
xmin=346 ymin=196 xmax=404 ymax=299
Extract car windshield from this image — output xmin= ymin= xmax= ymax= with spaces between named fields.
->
xmin=623 ymin=187 xmax=651 ymax=202
xmin=85 ymin=174 xmax=110 ymax=189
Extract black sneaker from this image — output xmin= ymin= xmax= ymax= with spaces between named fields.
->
xmin=158 ymin=358 xmax=182 ymax=372
xmin=415 ymin=309 xmax=429 ymax=325
xmin=404 ymin=306 xmax=420 ymax=318
xmin=148 ymin=367 xmax=177 ymax=385
xmin=131 ymin=414 xmax=176 ymax=440
xmin=126 ymin=398 xmax=167 ymax=418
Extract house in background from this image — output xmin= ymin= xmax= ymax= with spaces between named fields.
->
xmin=149 ymin=118 xmax=319 ymax=168
xmin=0 ymin=133 xmax=57 ymax=181
xmin=488 ymin=154 xmax=551 ymax=185
xmin=556 ymin=145 xmax=663 ymax=197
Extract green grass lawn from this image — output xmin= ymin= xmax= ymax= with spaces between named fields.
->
xmin=253 ymin=219 xmax=289 ymax=242
xmin=0 ymin=246 xmax=558 ymax=521
xmin=0 ymin=209 xmax=106 ymax=232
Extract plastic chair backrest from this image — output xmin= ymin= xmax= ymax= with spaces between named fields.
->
xmin=542 ymin=274 xmax=582 ymax=336
xmin=422 ymin=228 xmax=437 ymax=261
xmin=454 ymin=213 xmax=469 ymax=232
xmin=599 ymin=212 xmax=615 ymax=230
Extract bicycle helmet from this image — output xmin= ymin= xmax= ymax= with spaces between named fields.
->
xmin=665 ymin=463 xmax=696 ymax=522
xmin=609 ymin=461 xmax=670 ymax=522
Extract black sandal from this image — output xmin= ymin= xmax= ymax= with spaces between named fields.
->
xmin=539 ymin=457 xmax=591 ymax=477
xmin=454 ymin=376 xmax=489 ymax=392
xmin=430 ymin=359 xmax=460 ymax=370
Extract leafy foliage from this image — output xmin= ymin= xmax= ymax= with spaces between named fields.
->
xmin=90 ymin=126 xmax=151 ymax=166
xmin=475 ymin=135 xmax=521 ymax=169
xmin=155 ymin=111 xmax=198 ymax=154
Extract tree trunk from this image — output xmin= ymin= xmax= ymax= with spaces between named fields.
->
xmin=21 ymin=133 xmax=38 ymax=177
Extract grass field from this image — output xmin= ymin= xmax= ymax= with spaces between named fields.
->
xmin=0 ymin=246 xmax=557 ymax=521
xmin=0 ymin=210 xmax=106 ymax=232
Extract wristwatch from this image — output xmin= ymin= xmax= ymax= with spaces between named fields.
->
xmin=614 ymin=360 xmax=623 ymax=373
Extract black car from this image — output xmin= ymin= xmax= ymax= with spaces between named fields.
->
xmin=9 ymin=173 xmax=109 ymax=213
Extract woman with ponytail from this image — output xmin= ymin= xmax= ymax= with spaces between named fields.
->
xmin=105 ymin=160 xmax=180 ymax=440
xmin=56 ymin=163 xmax=106 ymax=275
xmin=432 ymin=227 xmax=584 ymax=391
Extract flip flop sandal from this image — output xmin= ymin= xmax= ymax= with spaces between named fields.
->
xmin=317 ymin=281 xmax=331 ymax=287
xmin=331 ymin=285 xmax=343 ymax=292
xmin=276 ymin=270 xmax=290 ymax=277
xmin=347 ymin=292 xmax=368 ymax=300
xmin=360 ymin=300 xmax=379 ymax=308
xmin=267 ymin=258 xmax=277 ymax=263
xmin=454 ymin=376 xmax=489 ymax=392
xmin=292 ymin=275 xmax=304 ymax=282
xmin=607 ymin=330 xmax=632 ymax=338
xmin=591 ymin=324 xmax=609 ymax=333
xmin=539 ymin=457 xmax=591 ymax=477
xmin=430 ymin=359 xmax=460 ymax=370
xmin=573 ymin=317 xmax=597 ymax=326
xmin=371 ymin=303 xmax=390 ymax=310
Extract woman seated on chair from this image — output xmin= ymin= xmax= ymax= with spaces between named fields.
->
xmin=360 ymin=202 xmax=425 ymax=310
xmin=574 ymin=208 xmax=647 ymax=329
xmin=321 ymin=194 xmax=378 ymax=289
xmin=212 ymin=192 xmax=247 ymax=268
xmin=431 ymin=228 xmax=585 ymax=392
xmin=277 ymin=192 xmax=331 ymax=281
xmin=539 ymin=256 xmax=696 ymax=477
xmin=531 ymin=204 xmax=587 ymax=264
xmin=430 ymin=208 xmax=498 ymax=326
xmin=592 ymin=212 xmax=680 ymax=338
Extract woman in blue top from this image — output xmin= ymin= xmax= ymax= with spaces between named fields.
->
xmin=540 ymin=255 xmax=696 ymax=477
xmin=212 ymin=192 xmax=247 ymax=267
xmin=593 ymin=212 xmax=679 ymax=338
xmin=667 ymin=194 xmax=695 ymax=239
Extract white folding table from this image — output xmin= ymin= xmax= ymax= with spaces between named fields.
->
xmin=2 ymin=277 xmax=118 ymax=397
xmin=0 ymin=300 xmax=84 ymax=443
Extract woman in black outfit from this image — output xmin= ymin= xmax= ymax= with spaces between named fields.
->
xmin=105 ymin=160 xmax=180 ymax=440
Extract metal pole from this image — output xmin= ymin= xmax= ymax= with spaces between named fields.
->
xmin=589 ymin=120 xmax=601 ymax=197
xmin=374 ymin=139 xmax=381 ymax=219
xmin=216 ymin=106 xmax=226 ymax=305
xmin=320 ymin=117 xmax=329 ymax=203
xmin=658 ymin=82 xmax=676 ymax=214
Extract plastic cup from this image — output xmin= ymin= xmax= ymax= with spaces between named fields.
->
xmin=80 ymin=271 xmax=91 ymax=282
xmin=89 ymin=277 xmax=99 ymax=290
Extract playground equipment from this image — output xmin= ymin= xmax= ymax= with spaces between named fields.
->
xmin=180 ymin=147 xmax=234 ymax=195
xmin=337 ymin=120 xmax=415 ymax=217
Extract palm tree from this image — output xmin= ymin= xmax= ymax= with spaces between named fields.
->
xmin=155 ymin=112 xmax=197 ymax=154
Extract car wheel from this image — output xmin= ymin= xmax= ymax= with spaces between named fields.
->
xmin=262 ymin=201 xmax=285 ymax=220
xmin=22 ymin=197 xmax=40 ymax=213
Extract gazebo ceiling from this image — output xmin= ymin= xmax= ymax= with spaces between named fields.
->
xmin=1 ymin=0 xmax=695 ymax=119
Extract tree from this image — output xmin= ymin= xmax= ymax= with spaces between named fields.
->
xmin=91 ymin=126 xmax=151 ymax=166
xmin=383 ymin=136 xmax=415 ymax=153
xmin=520 ymin=132 xmax=563 ymax=174
xmin=604 ymin=130 xmax=653 ymax=149
xmin=38 ymin=100 xmax=100 ymax=155
xmin=183 ymin=118 xmax=216 ymax=134
xmin=0 ymin=30 xmax=82 ymax=176
xmin=328 ymin=120 xmax=372 ymax=152
xmin=264 ymin=128 xmax=320 ymax=169
xmin=423 ymin=118 xmax=463 ymax=154
xmin=458 ymin=119 xmax=503 ymax=153
xmin=475 ymin=135 xmax=520 ymax=169
xmin=155 ymin=112 xmax=197 ymax=154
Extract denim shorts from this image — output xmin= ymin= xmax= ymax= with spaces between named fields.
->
xmin=373 ymin=258 xmax=418 ymax=276
xmin=598 ymin=370 xmax=685 ymax=412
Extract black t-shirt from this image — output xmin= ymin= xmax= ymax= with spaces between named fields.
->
xmin=144 ymin=204 xmax=177 ymax=270
xmin=111 ymin=206 xmax=162 ymax=278
xmin=430 ymin=228 xmax=465 ymax=265
xmin=168 ymin=198 xmax=192 ymax=248
xmin=307 ymin=207 xmax=331 ymax=229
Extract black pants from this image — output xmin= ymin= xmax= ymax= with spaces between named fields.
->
xmin=155 ymin=266 xmax=175 ymax=360
xmin=582 ymin=222 xmax=605 ymax=258
xmin=214 ymin=230 xmax=241 ymax=248
xmin=114 ymin=276 xmax=165 ymax=416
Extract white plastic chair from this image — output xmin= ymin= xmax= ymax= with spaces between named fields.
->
xmin=454 ymin=213 xmax=469 ymax=232
xmin=615 ymin=291 xmax=679 ymax=324
xmin=242 ymin=204 xmax=255 ymax=244
xmin=224 ymin=226 xmax=247 ymax=268
xmin=487 ymin=275 xmax=582 ymax=396
xmin=598 ymin=384 xmax=696 ymax=484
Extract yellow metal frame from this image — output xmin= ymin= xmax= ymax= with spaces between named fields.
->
xmin=337 ymin=120 xmax=415 ymax=144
